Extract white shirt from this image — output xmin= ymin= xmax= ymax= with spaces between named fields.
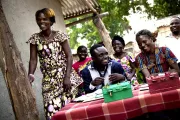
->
xmin=159 ymin=34 xmax=180 ymax=62
xmin=88 ymin=62 xmax=112 ymax=90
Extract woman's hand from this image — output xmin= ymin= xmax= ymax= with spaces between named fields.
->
xmin=28 ymin=74 xmax=35 ymax=85
xmin=127 ymin=74 xmax=133 ymax=80
xmin=28 ymin=43 xmax=37 ymax=85
xmin=61 ymin=39 xmax=73 ymax=92
xmin=63 ymin=77 xmax=71 ymax=92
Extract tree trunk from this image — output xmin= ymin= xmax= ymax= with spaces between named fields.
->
xmin=0 ymin=1 xmax=39 ymax=120
xmin=93 ymin=15 xmax=114 ymax=55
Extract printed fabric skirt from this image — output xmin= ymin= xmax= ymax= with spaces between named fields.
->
xmin=42 ymin=69 xmax=83 ymax=120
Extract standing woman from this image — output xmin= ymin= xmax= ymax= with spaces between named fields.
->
xmin=111 ymin=35 xmax=137 ymax=84
xmin=27 ymin=8 xmax=82 ymax=120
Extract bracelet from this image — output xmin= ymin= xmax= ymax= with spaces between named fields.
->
xmin=29 ymin=74 xmax=35 ymax=78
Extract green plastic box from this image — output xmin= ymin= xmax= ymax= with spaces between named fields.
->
xmin=102 ymin=81 xmax=133 ymax=103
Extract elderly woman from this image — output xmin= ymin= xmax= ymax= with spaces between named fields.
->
xmin=135 ymin=29 xmax=180 ymax=78
xmin=111 ymin=35 xmax=137 ymax=84
xmin=27 ymin=8 xmax=82 ymax=120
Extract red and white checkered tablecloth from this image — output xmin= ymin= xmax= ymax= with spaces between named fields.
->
xmin=52 ymin=89 xmax=180 ymax=120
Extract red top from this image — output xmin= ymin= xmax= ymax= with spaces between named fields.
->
xmin=72 ymin=57 xmax=92 ymax=74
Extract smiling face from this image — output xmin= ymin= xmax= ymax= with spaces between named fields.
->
xmin=112 ymin=40 xmax=124 ymax=54
xmin=136 ymin=35 xmax=154 ymax=53
xmin=77 ymin=47 xmax=88 ymax=61
xmin=36 ymin=13 xmax=52 ymax=31
xmin=93 ymin=47 xmax=109 ymax=66
xmin=170 ymin=18 xmax=180 ymax=35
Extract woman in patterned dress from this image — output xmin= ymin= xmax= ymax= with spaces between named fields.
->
xmin=135 ymin=29 xmax=180 ymax=78
xmin=27 ymin=8 xmax=82 ymax=120
xmin=135 ymin=29 xmax=180 ymax=120
xmin=111 ymin=35 xmax=137 ymax=84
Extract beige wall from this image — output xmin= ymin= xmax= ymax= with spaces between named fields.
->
xmin=158 ymin=26 xmax=171 ymax=38
xmin=156 ymin=26 xmax=171 ymax=47
xmin=1 ymin=0 xmax=66 ymax=119
xmin=124 ymin=42 xmax=139 ymax=58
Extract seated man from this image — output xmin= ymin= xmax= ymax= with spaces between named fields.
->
xmin=81 ymin=44 xmax=126 ymax=94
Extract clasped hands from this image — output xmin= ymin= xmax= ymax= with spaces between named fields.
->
xmin=91 ymin=73 xmax=125 ymax=86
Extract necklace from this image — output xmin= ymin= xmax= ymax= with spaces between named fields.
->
xmin=42 ymin=31 xmax=52 ymax=41
xmin=114 ymin=52 xmax=126 ymax=59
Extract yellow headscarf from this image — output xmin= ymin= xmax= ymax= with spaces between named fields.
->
xmin=46 ymin=8 xmax=55 ymax=18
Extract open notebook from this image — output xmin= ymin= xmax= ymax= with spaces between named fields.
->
xmin=73 ymin=89 xmax=103 ymax=102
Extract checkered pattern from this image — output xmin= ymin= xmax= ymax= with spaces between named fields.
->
xmin=52 ymin=89 xmax=180 ymax=120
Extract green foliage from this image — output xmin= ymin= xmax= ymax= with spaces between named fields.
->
xmin=99 ymin=0 xmax=130 ymax=37
xmin=67 ymin=0 xmax=135 ymax=49
xmin=67 ymin=0 xmax=180 ymax=49
xmin=67 ymin=20 xmax=101 ymax=49
xmin=143 ymin=0 xmax=180 ymax=19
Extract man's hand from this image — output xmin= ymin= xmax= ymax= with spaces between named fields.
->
xmin=91 ymin=77 xmax=104 ymax=86
xmin=109 ymin=73 xmax=125 ymax=83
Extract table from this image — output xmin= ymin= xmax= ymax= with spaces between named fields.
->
xmin=52 ymin=89 xmax=180 ymax=120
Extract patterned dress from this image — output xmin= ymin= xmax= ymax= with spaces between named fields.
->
xmin=135 ymin=47 xmax=178 ymax=74
xmin=111 ymin=54 xmax=137 ymax=84
xmin=27 ymin=31 xmax=83 ymax=120
xmin=72 ymin=57 xmax=92 ymax=75
xmin=72 ymin=57 xmax=92 ymax=96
